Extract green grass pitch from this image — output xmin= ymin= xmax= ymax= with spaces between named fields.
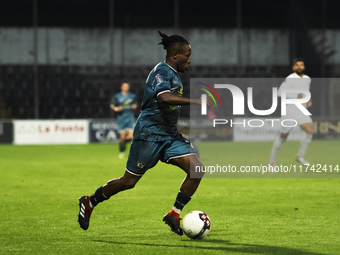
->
xmin=1 ymin=141 xmax=339 ymax=255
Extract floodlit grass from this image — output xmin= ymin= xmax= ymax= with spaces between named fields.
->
xmin=1 ymin=141 xmax=339 ymax=254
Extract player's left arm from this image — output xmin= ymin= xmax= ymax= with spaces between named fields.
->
xmin=158 ymin=92 xmax=214 ymax=106
xmin=154 ymin=70 xmax=213 ymax=106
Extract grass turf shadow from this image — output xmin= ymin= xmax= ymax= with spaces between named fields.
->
xmin=93 ymin=239 xmax=332 ymax=255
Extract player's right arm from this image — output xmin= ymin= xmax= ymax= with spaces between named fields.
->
xmin=153 ymin=68 xmax=213 ymax=107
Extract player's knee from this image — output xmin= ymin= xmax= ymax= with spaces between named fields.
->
xmin=305 ymin=131 xmax=313 ymax=135
xmin=300 ymin=123 xmax=313 ymax=135
xmin=189 ymin=167 xmax=204 ymax=180
xmin=200 ymin=170 xmax=206 ymax=178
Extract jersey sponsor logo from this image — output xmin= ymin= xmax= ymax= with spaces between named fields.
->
xmin=124 ymin=99 xmax=133 ymax=105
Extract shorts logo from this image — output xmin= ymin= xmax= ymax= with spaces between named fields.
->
xmin=137 ymin=161 xmax=145 ymax=169
xmin=155 ymin=74 xmax=163 ymax=84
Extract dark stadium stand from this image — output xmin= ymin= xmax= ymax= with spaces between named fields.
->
xmin=0 ymin=64 xmax=318 ymax=119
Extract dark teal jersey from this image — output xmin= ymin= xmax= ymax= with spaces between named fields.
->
xmin=134 ymin=62 xmax=184 ymax=141
xmin=111 ymin=92 xmax=136 ymax=121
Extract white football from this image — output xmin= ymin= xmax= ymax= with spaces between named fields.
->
xmin=182 ymin=211 xmax=211 ymax=239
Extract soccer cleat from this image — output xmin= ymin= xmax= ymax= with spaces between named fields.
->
xmin=163 ymin=210 xmax=183 ymax=236
xmin=296 ymin=156 xmax=310 ymax=165
xmin=78 ymin=196 xmax=93 ymax=230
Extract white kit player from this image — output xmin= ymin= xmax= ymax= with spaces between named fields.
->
xmin=270 ymin=58 xmax=313 ymax=166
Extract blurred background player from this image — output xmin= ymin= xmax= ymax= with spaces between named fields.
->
xmin=110 ymin=82 xmax=137 ymax=159
xmin=269 ymin=58 xmax=313 ymax=167
xmin=78 ymin=31 xmax=213 ymax=236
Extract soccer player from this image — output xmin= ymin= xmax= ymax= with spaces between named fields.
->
xmin=269 ymin=58 xmax=313 ymax=166
xmin=78 ymin=31 xmax=213 ymax=236
xmin=110 ymin=82 xmax=137 ymax=159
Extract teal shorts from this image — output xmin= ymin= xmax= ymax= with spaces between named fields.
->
xmin=126 ymin=135 xmax=197 ymax=176
xmin=117 ymin=114 xmax=135 ymax=132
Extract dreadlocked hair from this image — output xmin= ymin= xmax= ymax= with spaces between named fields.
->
xmin=158 ymin=31 xmax=189 ymax=50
